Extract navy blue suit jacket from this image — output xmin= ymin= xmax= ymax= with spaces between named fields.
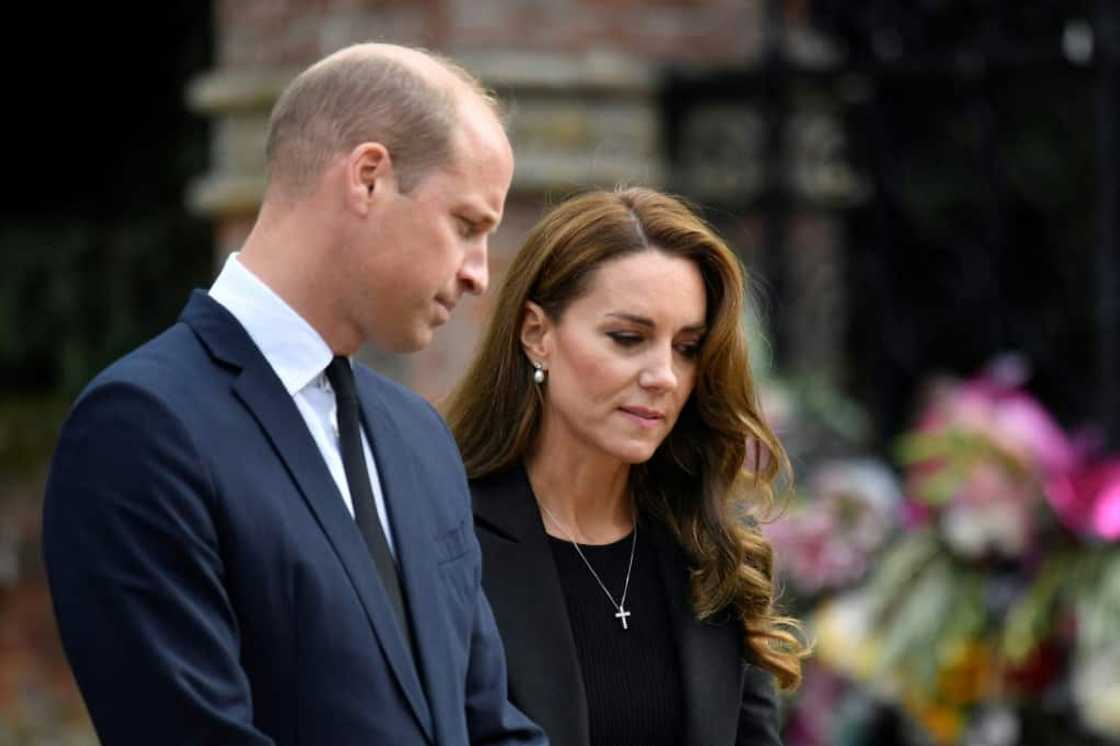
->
xmin=43 ymin=291 xmax=545 ymax=746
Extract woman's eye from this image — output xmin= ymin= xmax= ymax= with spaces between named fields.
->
xmin=676 ymin=342 xmax=701 ymax=359
xmin=458 ymin=218 xmax=478 ymax=237
xmin=607 ymin=332 xmax=643 ymax=347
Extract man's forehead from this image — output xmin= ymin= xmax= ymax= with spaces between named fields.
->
xmin=448 ymin=116 xmax=512 ymax=219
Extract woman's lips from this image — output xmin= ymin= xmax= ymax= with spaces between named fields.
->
xmin=619 ymin=406 xmax=665 ymax=427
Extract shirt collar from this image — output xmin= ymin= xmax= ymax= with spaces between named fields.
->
xmin=208 ymin=253 xmax=334 ymax=396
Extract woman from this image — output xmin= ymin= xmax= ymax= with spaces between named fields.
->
xmin=445 ymin=188 xmax=805 ymax=746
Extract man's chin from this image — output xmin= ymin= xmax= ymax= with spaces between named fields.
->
xmin=388 ymin=335 xmax=430 ymax=355
xmin=365 ymin=324 xmax=432 ymax=355
xmin=402 ymin=324 xmax=438 ymax=353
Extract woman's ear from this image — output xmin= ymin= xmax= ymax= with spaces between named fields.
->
xmin=520 ymin=301 xmax=551 ymax=363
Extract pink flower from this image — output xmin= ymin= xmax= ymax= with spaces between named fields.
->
xmin=901 ymin=499 xmax=933 ymax=530
xmin=936 ymin=462 xmax=1038 ymax=558
xmin=919 ymin=375 xmax=1076 ymax=478
xmin=765 ymin=460 xmax=901 ymax=593
xmin=899 ymin=360 xmax=1081 ymax=557
xmin=1046 ymin=460 xmax=1120 ymax=541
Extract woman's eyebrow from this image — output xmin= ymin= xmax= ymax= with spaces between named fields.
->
xmin=605 ymin=312 xmax=655 ymax=328
xmin=604 ymin=312 xmax=706 ymax=333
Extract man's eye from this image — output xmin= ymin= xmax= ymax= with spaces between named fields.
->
xmin=458 ymin=218 xmax=479 ymax=238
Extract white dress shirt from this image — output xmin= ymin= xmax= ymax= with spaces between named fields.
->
xmin=209 ymin=253 xmax=395 ymax=555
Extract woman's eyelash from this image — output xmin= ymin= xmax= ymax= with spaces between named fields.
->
xmin=607 ymin=332 xmax=702 ymax=357
xmin=607 ymin=332 xmax=643 ymax=346
xmin=677 ymin=343 xmax=701 ymax=358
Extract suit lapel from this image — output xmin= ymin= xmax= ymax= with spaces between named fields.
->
xmin=472 ymin=466 xmax=591 ymax=746
xmin=651 ymin=524 xmax=743 ymax=746
xmin=181 ymin=292 xmax=435 ymax=743
xmin=354 ymin=380 xmax=460 ymax=741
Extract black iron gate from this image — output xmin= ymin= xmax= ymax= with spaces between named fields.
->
xmin=665 ymin=0 xmax=1118 ymax=447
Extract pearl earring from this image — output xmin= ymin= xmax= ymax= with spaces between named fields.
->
xmin=532 ymin=361 xmax=547 ymax=385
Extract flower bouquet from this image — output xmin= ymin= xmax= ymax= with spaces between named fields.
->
xmin=773 ymin=359 xmax=1120 ymax=744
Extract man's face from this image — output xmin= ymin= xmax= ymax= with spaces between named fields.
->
xmin=346 ymin=105 xmax=514 ymax=353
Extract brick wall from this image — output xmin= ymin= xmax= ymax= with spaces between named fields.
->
xmin=190 ymin=0 xmax=854 ymax=399
xmin=215 ymin=0 xmax=762 ymax=67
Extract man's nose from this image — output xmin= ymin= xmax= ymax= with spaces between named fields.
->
xmin=459 ymin=241 xmax=489 ymax=296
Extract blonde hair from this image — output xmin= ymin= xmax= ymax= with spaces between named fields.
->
xmin=445 ymin=187 xmax=808 ymax=689
xmin=266 ymin=44 xmax=500 ymax=196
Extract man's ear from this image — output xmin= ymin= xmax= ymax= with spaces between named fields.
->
xmin=346 ymin=142 xmax=393 ymax=214
xmin=520 ymin=301 xmax=552 ymax=364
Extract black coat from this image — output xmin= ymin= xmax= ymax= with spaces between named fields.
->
xmin=471 ymin=465 xmax=783 ymax=746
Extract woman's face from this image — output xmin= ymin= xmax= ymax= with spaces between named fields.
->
xmin=527 ymin=249 xmax=708 ymax=465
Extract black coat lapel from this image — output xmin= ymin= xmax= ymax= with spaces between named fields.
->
xmin=471 ymin=466 xmax=590 ymax=746
xmin=650 ymin=523 xmax=744 ymax=746
xmin=181 ymin=291 xmax=435 ymax=743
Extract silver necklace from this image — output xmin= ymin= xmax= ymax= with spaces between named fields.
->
xmin=538 ymin=503 xmax=637 ymax=630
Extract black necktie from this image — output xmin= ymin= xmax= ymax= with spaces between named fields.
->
xmin=325 ymin=356 xmax=413 ymax=651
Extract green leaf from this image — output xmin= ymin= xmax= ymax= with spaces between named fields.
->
xmin=1002 ymin=553 xmax=1072 ymax=663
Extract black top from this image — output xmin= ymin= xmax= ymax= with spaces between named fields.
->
xmin=547 ymin=527 xmax=684 ymax=746
xmin=471 ymin=464 xmax=784 ymax=746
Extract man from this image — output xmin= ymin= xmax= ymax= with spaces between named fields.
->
xmin=42 ymin=43 xmax=544 ymax=746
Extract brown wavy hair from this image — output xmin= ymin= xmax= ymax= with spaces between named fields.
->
xmin=444 ymin=187 xmax=807 ymax=689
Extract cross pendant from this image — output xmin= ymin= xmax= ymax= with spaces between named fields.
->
xmin=615 ymin=606 xmax=631 ymax=630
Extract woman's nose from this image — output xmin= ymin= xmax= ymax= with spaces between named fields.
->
xmin=638 ymin=346 xmax=678 ymax=391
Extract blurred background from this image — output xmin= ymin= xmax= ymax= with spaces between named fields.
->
xmin=2 ymin=1 xmax=1117 ymax=744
